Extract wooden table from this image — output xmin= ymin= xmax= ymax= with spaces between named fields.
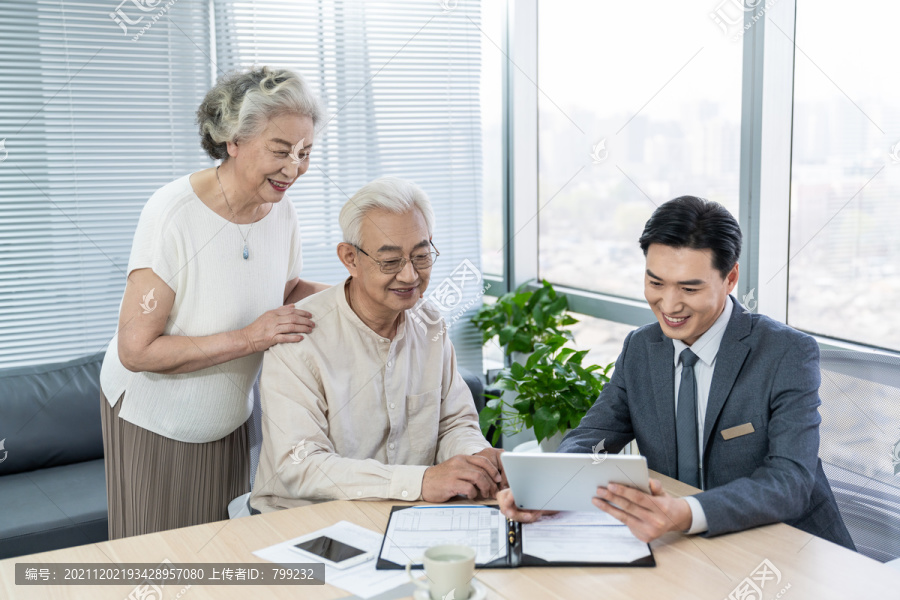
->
xmin=2 ymin=472 xmax=898 ymax=599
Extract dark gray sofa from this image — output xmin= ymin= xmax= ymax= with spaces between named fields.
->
xmin=0 ymin=352 xmax=108 ymax=559
xmin=0 ymin=354 xmax=489 ymax=558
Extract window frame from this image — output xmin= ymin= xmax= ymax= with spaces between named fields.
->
xmin=494 ymin=0 xmax=899 ymax=359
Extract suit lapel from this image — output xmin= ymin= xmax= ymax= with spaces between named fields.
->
xmin=702 ymin=296 xmax=752 ymax=455
xmin=648 ymin=336 xmax=677 ymax=476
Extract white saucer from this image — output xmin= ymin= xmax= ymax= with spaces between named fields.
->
xmin=413 ymin=578 xmax=487 ymax=600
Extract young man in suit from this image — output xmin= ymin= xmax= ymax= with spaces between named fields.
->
xmin=498 ymin=196 xmax=854 ymax=549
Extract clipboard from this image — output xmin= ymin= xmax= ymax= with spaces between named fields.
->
xmin=375 ymin=505 xmax=655 ymax=570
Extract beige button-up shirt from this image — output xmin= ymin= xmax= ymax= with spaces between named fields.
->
xmin=250 ymin=279 xmax=490 ymax=512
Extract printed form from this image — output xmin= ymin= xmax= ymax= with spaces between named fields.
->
xmin=522 ymin=511 xmax=652 ymax=563
xmin=380 ymin=505 xmax=508 ymax=565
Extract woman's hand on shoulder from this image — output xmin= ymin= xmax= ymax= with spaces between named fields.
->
xmin=241 ymin=305 xmax=315 ymax=353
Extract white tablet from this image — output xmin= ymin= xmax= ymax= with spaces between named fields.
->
xmin=501 ymin=452 xmax=651 ymax=512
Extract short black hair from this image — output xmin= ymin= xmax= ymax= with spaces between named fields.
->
xmin=638 ymin=195 xmax=742 ymax=279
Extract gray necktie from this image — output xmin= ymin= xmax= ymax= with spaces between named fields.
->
xmin=676 ymin=348 xmax=701 ymax=488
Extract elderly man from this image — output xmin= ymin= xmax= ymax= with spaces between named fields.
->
xmin=250 ymin=177 xmax=504 ymax=511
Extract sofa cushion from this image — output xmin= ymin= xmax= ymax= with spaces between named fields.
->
xmin=0 ymin=352 xmax=104 ymax=475
xmin=0 ymin=459 xmax=108 ymax=559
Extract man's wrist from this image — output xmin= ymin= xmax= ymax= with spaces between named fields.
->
xmin=389 ymin=464 xmax=428 ymax=501
xmin=681 ymin=496 xmax=709 ymax=534
xmin=675 ymin=498 xmax=694 ymax=532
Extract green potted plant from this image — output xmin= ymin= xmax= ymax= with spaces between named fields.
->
xmin=471 ymin=279 xmax=614 ymax=450
xmin=470 ymin=279 xmax=578 ymax=356
xmin=478 ymin=334 xmax=613 ymax=450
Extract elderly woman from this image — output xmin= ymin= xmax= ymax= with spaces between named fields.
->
xmin=99 ymin=66 xmax=329 ymax=539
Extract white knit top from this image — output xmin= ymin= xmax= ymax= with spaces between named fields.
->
xmin=100 ymin=174 xmax=303 ymax=443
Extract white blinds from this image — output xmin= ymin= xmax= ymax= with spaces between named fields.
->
xmin=0 ymin=1 xmax=213 ymax=368
xmin=214 ymin=0 xmax=486 ymax=375
xmin=0 ymin=0 xmax=485 ymax=377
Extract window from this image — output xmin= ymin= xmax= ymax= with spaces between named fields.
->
xmin=569 ymin=312 xmax=632 ymax=370
xmin=479 ymin=0 xmax=505 ymax=278
xmin=0 ymin=1 xmax=212 ymax=368
xmin=215 ymin=0 xmax=489 ymax=374
xmin=788 ymin=0 xmax=900 ymax=352
xmin=1 ymin=0 xmax=492 ymax=374
xmin=536 ymin=0 xmax=742 ymax=301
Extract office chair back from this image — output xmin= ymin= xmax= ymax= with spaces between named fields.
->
xmin=818 ymin=348 xmax=900 ymax=562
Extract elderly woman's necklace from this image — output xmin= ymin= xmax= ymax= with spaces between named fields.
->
xmin=215 ymin=166 xmax=253 ymax=260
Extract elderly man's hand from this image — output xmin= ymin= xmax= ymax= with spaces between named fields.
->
xmin=473 ymin=447 xmax=508 ymax=489
xmin=592 ymin=478 xmax=693 ymax=543
xmin=422 ymin=453 xmax=503 ymax=502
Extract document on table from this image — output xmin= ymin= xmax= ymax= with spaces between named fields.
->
xmin=254 ymin=520 xmax=419 ymax=599
xmin=377 ymin=505 xmax=653 ymax=568
xmin=379 ymin=505 xmax=508 ymax=566
xmin=522 ymin=511 xmax=652 ymax=564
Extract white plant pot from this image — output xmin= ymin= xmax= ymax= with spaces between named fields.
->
xmin=510 ymin=351 xmax=531 ymax=367
xmin=538 ymin=430 xmax=567 ymax=453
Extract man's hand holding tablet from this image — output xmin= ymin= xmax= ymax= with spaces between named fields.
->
xmin=590 ymin=478 xmax=693 ymax=543
xmin=498 ymin=453 xmax=694 ymax=543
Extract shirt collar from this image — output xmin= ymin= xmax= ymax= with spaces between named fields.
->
xmin=337 ymin=277 xmax=407 ymax=344
xmin=672 ymin=296 xmax=734 ymax=367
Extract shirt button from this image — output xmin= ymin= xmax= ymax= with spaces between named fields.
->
xmin=387 ymin=360 xmax=393 ymax=368
xmin=401 ymin=490 xmax=409 ymax=498
xmin=389 ymin=443 xmax=395 ymax=450
xmin=381 ymin=338 xmax=389 ymax=343
xmin=390 ymin=403 xmax=396 ymax=409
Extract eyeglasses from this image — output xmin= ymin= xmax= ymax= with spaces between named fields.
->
xmin=353 ymin=241 xmax=439 ymax=274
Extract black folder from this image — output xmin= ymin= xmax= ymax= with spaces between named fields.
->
xmin=376 ymin=504 xmax=655 ymax=569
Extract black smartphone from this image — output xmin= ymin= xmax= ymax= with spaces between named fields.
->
xmin=292 ymin=536 xmax=371 ymax=569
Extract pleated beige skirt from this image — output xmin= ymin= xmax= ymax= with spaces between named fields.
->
xmin=100 ymin=392 xmax=250 ymax=540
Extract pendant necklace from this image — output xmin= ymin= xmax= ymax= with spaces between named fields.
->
xmin=215 ymin=166 xmax=252 ymax=259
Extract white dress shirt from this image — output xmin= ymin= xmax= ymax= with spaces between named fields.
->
xmin=250 ymin=280 xmax=490 ymax=512
xmin=671 ymin=297 xmax=734 ymax=534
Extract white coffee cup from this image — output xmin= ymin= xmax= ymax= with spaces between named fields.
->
xmin=405 ymin=544 xmax=476 ymax=600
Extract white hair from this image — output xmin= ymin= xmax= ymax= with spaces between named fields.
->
xmin=196 ymin=66 xmax=324 ymax=161
xmin=339 ymin=177 xmax=435 ymax=247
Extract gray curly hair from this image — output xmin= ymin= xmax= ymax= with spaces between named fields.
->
xmin=196 ymin=66 xmax=324 ymax=161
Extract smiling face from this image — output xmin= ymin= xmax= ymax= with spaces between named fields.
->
xmin=644 ymin=244 xmax=739 ymax=346
xmin=226 ymin=112 xmax=314 ymax=204
xmin=340 ymin=208 xmax=433 ymax=323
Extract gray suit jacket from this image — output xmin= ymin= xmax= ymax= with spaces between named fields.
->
xmin=560 ymin=295 xmax=854 ymax=549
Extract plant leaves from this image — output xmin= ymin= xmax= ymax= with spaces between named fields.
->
xmin=512 ymin=400 xmax=532 ymax=414
xmin=569 ymin=349 xmax=589 ymax=365
xmin=546 ymin=295 xmax=568 ymax=317
xmin=510 ymin=330 xmax=534 ymax=353
xmin=509 ymin=361 xmax=526 ymax=380
xmin=533 ymin=406 xmax=561 ymax=442
xmin=498 ymin=325 xmax=517 ymax=346
xmin=556 ymin=348 xmax=577 ymax=364
xmin=479 ymin=403 xmax=501 ymax=437
xmin=525 ymin=345 xmax=553 ymax=370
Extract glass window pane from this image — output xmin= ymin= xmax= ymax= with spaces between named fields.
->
xmin=480 ymin=1 xmax=505 ymax=277
xmin=569 ymin=313 xmax=634 ymax=370
xmin=788 ymin=0 xmax=900 ymax=351
xmin=537 ymin=1 xmax=742 ymax=299
xmin=480 ymin=296 xmax=505 ymax=372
